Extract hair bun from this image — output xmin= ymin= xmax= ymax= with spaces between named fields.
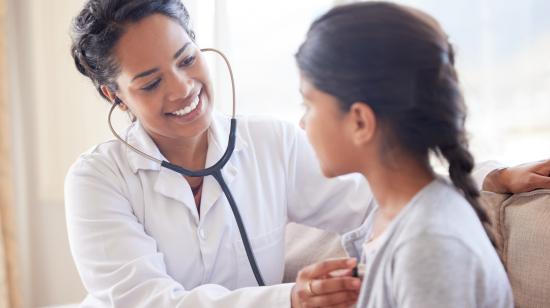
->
xmin=72 ymin=47 xmax=90 ymax=77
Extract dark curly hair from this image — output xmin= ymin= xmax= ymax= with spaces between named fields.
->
xmin=70 ymin=0 xmax=195 ymax=102
xmin=296 ymin=2 xmax=486 ymax=222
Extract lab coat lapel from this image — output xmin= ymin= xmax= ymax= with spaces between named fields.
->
xmin=124 ymin=122 xmax=163 ymax=172
xmin=200 ymin=160 xmax=237 ymax=219
xmin=154 ymin=167 xmax=199 ymax=222
xmin=199 ymin=113 xmax=244 ymax=219
xmin=125 ymin=122 xmax=200 ymax=221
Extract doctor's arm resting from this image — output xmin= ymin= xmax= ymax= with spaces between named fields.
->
xmin=478 ymin=159 xmax=550 ymax=194
xmin=65 ymin=156 xmax=297 ymax=308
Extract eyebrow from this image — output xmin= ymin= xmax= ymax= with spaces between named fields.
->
xmin=173 ymin=42 xmax=191 ymax=60
xmin=131 ymin=68 xmax=159 ymax=82
xmin=131 ymin=42 xmax=192 ymax=82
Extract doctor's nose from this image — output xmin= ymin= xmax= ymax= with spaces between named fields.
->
xmin=167 ymin=73 xmax=194 ymax=101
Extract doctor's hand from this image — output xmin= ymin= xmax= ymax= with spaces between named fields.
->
xmin=291 ymin=258 xmax=361 ymax=308
xmin=483 ymin=159 xmax=550 ymax=194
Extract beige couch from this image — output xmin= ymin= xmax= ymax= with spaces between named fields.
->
xmin=480 ymin=189 xmax=550 ymax=308
xmin=284 ymin=189 xmax=550 ymax=308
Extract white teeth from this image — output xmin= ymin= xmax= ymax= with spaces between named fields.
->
xmin=170 ymin=95 xmax=200 ymax=116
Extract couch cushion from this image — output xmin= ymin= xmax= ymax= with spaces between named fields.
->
xmin=480 ymin=189 xmax=550 ymax=308
xmin=283 ymin=223 xmax=346 ymax=282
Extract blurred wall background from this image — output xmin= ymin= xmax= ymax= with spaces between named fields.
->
xmin=6 ymin=1 xmax=217 ymax=307
xmin=1 ymin=0 xmax=21 ymax=306
xmin=7 ymin=1 xmax=109 ymax=307
xmin=3 ymin=0 xmax=549 ymax=307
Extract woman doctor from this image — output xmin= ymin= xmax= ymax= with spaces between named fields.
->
xmin=65 ymin=0 xmax=550 ymax=307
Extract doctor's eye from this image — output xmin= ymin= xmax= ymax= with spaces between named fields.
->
xmin=141 ymin=79 xmax=162 ymax=92
xmin=179 ymin=56 xmax=196 ymax=68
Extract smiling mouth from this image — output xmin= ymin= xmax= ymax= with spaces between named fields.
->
xmin=167 ymin=93 xmax=200 ymax=117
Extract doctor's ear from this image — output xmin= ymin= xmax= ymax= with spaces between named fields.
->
xmin=348 ymin=102 xmax=376 ymax=146
xmin=100 ymin=85 xmax=128 ymax=111
xmin=113 ymin=97 xmax=128 ymax=110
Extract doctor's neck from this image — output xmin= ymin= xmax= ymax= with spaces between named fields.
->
xmin=151 ymin=129 xmax=209 ymax=172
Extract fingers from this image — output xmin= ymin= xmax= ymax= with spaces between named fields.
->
xmin=325 ymin=300 xmax=358 ymax=308
xmin=298 ymin=258 xmax=357 ymax=280
xmin=503 ymin=164 xmax=550 ymax=193
xmin=328 ymin=268 xmax=354 ymax=278
xmin=295 ymin=277 xmax=362 ymax=306
xmin=534 ymin=159 xmax=550 ymax=176
xmin=530 ymin=174 xmax=550 ymax=190
xmin=294 ymin=259 xmax=361 ymax=307
xmin=309 ymin=276 xmax=362 ymax=294
xmin=303 ymin=291 xmax=359 ymax=307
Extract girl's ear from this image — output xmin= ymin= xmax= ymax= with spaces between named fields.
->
xmin=348 ymin=102 xmax=376 ymax=146
xmin=100 ymin=85 xmax=128 ymax=111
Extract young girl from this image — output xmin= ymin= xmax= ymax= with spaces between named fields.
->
xmin=293 ymin=2 xmax=513 ymax=307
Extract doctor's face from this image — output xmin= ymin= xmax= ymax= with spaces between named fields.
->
xmin=299 ymin=75 xmax=357 ymax=177
xmin=110 ymin=14 xmax=214 ymax=143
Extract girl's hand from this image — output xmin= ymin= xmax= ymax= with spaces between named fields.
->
xmin=291 ymin=258 xmax=361 ymax=308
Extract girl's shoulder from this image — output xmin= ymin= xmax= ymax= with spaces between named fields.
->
xmin=393 ymin=179 xmax=492 ymax=257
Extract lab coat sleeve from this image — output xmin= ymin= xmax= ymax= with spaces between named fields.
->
xmin=65 ymin=155 xmax=294 ymax=308
xmin=472 ymin=160 xmax=505 ymax=191
xmin=283 ymin=124 xmax=376 ymax=235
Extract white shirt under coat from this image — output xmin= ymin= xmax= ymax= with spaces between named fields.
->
xmin=64 ymin=112 xmax=374 ymax=307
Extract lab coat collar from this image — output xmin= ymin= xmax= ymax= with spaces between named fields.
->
xmin=124 ymin=112 xmax=248 ymax=173
xmin=124 ymin=121 xmax=166 ymax=172
xmin=123 ymin=112 xmax=247 ymax=221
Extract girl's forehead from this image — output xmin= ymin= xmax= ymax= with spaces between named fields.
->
xmin=299 ymin=75 xmax=321 ymax=98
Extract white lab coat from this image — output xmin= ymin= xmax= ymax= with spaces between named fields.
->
xmin=65 ymin=112 xmax=375 ymax=307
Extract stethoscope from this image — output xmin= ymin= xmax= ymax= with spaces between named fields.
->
xmin=107 ymin=48 xmax=265 ymax=286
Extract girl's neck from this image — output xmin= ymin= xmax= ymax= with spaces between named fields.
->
xmin=362 ymin=155 xmax=435 ymax=220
